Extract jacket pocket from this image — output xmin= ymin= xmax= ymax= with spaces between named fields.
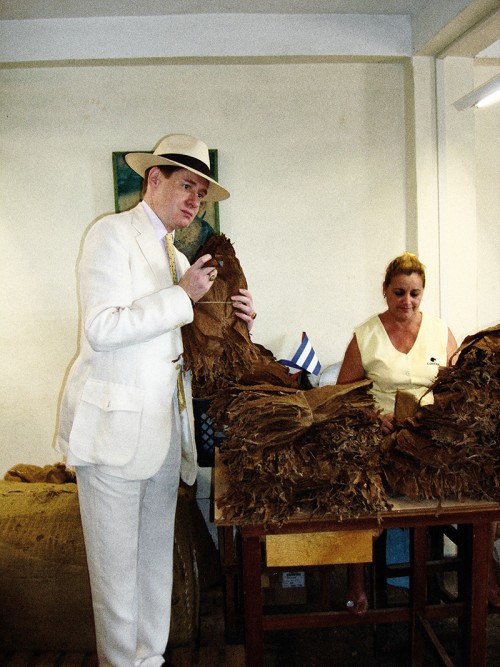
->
xmin=69 ymin=378 xmax=145 ymax=467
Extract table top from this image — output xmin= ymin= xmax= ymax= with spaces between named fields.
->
xmin=213 ymin=450 xmax=500 ymax=533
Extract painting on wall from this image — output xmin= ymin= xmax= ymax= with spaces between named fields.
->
xmin=112 ymin=149 xmax=220 ymax=263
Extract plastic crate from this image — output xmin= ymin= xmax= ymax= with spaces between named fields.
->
xmin=193 ymin=398 xmax=223 ymax=467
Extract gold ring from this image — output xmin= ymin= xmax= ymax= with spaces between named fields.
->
xmin=251 ymin=312 xmax=257 ymax=320
xmin=209 ymin=273 xmax=216 ymax=282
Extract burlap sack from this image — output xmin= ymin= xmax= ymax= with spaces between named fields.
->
xmin=0 ymin=481 xmax=200 ymax=652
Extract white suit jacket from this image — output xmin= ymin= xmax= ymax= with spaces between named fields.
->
xmin=56 ymin=203 xmax=197 ymax=483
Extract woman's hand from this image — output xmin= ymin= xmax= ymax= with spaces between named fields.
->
xmin=231 ymin=288 xmax=256 ymax=332
xmin=379 ymin=412 xmax=395 ymax=435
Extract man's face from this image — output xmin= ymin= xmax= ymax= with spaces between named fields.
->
xmin=147 ymin=167 xmax=209 ymax=232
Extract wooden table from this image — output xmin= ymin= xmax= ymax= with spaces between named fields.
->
xmin=214 ymin=452 xmax=500 ymax=667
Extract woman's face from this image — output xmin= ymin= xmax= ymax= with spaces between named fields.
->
xmin=384 ymin=272 xmax=424 ymax=321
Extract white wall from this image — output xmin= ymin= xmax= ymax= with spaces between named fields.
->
xmin=434 ymin=58 xmax=500 ymax=340
xmin=0 ymin=57 xmax=498 ymax=477
xmin=475 ymin=65 xmax=500 ymax=329
xmin=0 ymin=60 xmax=407 ymax=474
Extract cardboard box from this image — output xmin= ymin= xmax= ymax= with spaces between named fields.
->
xmin=262 ymin=571 xmax=307 ymax=606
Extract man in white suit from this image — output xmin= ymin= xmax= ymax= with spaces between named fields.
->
xmin=56 ymin=134 xmax=255 ymax=666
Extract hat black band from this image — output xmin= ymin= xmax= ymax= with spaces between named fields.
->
xmin=160 ymin=153 xmax=211 ymax=178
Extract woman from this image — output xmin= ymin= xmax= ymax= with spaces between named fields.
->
xmin=336 ymin=252 xmax=458 ymax=614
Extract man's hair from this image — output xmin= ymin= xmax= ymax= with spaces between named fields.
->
xmin=141 ymin=165 xmax=181 ymax=197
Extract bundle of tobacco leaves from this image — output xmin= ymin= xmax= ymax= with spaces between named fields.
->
xmin=182 ymin=234 xmax=297 ymax=396
xmin=380 ymin=324 xmax=500 ymax=501
xmin=4 ymin=462 xmax=76 ymax=484
xmin=211 ymin=381 xmax=391 ymax=525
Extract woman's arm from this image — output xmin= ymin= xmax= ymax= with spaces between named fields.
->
xmin=336 ymin=335 xmax=366 ymax=384
xmin=338 ymin=334 xmax=396 ymax=434
xmin=447 ymin=328 xmax=458 ymax=366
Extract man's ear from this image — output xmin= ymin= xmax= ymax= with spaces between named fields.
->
xmin=148 ymin=166 xmax=161 ymax=188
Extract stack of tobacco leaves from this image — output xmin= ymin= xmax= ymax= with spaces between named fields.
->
xmin=210 ymin=324 xmax=499 ymax=524
xmin=380 ymin=324 xmax=500 ymax=501
xmin=210 ymin=381 xmax=392 ymax=525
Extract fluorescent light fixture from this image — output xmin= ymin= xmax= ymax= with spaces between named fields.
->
xmin=453 ymin=75 xmax=500 ymax=110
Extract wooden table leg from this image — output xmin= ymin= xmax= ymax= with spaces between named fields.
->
xmin=218 ymin=525 xmax=242 ymax=642
xmin=410 ymin=526 xmax=427 ymax=666
xmin=465 ymin=519 xmax=490 ymax=666
xmin=241 ymin=534 xmax=265 ymax=667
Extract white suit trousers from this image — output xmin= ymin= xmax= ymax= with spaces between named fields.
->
xmin=76 ymin=417 xmax=182 ymax=667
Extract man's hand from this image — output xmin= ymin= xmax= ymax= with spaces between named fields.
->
xmin=231 ymin=288 xmax=256 ymax=331
xmin=179 ymin=254 xmax=217 ymax=303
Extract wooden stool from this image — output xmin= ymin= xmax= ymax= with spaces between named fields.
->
xmin=373 ymin=525 xmax=468 ymax=609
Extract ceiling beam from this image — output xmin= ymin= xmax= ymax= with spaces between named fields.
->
xmin=415 ymin=0 xmax=500 ymax=57
xmin=0 ymin=13 xmax=412 ymax=64
xmin=438 ymin=8 xmax=500 ymax=57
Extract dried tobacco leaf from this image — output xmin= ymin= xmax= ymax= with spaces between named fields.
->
xmin=182 ymin=234 xmax=297 ymax=396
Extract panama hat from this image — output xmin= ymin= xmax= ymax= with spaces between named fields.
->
xmin=125 ymin=134 xmax=229 ymax=202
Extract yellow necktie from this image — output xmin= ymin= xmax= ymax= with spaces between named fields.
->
xmin=165 ymin=232 xmax=187 ymax=413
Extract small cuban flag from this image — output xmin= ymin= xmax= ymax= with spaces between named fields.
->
xmin=278 ymin=332 xmax=321 ymax=376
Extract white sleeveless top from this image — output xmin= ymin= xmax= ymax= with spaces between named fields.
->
xmin=355 ymin=312 xmax=448 ymax=414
